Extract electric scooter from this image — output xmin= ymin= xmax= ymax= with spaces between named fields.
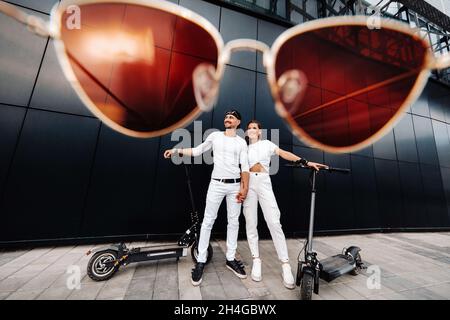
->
xmin=86 ymin=162 xmax=213 ymax=281
xmin=286 ymin=162 xmax=366 ymax=300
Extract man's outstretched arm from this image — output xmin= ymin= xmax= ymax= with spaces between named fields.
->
xmin=163 ymin=133 xmax=215 ymax=158
xmin=163 ymin=147 xmax=194 ymax=158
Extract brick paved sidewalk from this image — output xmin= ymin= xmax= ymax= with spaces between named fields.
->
xmin=0 ymin=232 xmax=449 ymax=300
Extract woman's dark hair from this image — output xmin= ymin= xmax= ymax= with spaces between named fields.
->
xmin=245 ymin=120 xmax=263 ymax=144
xmin=246 ymin=119 xmax=262 ymax=130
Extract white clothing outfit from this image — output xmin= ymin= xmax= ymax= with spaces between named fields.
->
xmin=192 ymin=131 xmax=249 ymax=179
xmin=243 ymin=140 xmax=290 ymax=262
xmin=194 ymin=131 xmax=249 ymax=263
xmin=247 ymin=140 xmax=277 ymax=173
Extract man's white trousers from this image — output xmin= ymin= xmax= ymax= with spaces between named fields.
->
xmin=197 ymin=179 xmax=241 ymax=263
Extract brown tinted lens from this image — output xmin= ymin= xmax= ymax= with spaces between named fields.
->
xmin=275 ymin=25 xmax=427 ymax=148
xmin=60 ymin=3 xmax=218 ymax=134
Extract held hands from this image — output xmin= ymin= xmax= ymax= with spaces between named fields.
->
xmin=236 ymin=188 xmax=248 ymax=203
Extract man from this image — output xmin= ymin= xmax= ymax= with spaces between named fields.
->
xmin=164 ymin=110 xmax=250 ymax=286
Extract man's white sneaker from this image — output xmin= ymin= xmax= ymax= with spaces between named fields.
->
xmin=251 ymin=258 xmax=262 ymax=282
xmin=282 ymin=263 xmax=295 ymax=289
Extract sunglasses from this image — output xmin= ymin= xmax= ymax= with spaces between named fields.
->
xmin=224 ymin=111 xmax=241 ymax=120
xmin=1 ymin=0 xmax=449 ymax=153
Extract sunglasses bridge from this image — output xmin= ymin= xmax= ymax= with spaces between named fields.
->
xmin=193 ymin=39 xmax=273 ymax=113
xmin=218 ymin=39 xmax=271 ymax=75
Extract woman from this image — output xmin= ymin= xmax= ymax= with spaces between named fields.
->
xmin=243 ymin=120 xmax=327 ymax=289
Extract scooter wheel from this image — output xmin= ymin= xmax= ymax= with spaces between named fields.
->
xmin=87 ymin=250 xmax=119 ymax=281
xmin=300 ymin=272 xmax=314 ymax=300
xmin=191 ymin=243 xmax=213 ymax=265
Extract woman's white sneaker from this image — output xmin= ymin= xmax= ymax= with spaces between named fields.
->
xmin=282 ymin=263 xmax=295 ymax=289
xmin=251 ymin=258 xmax=262 ymax=282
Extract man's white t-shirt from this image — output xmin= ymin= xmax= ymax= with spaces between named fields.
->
xmin=248 ymin=140 xmax=278 ymax=173
xmin=192 ymin=131 xmax=249 ymax=179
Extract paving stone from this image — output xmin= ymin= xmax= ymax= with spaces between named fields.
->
xmin=247 ymin=286 xmax=272 ymax=298
xmin=124 ymin=293 xmax=152 ymax=300
xmin=380 ymin=275 xmax=422 ymax=291
xmin=6 ymin=289 xmax=43 ymax=300
xmin=316 ymin=285 xmax=346 ymax=300
xmin=344 ymin=276 xmax=396 ymax=298
xmin=96 ymin=268 xmax=135 ymax=300
xmin=0 ymin=250 xmax=31 ymax=267
xmin=200 ymin=284 xmax=228 ymax=300
xmin=19 ymin=273 xmax=60 ymax=291
xmin=201 ymin=271 xmax=221 ymax=286
xmin=0 ymin=291 xmax=12 ymax=300
xmin=132 ymin=261 xmax=158 ymax=279
xmin=126 ymin=278 xmax=155 ymax=294
xmin=0 ymin=276 xmax=34 ymax=292
xmin=37 ymin=286 xmax=73 ymax=300
xmin=67 ymin=282 xmax=105 ymax=300
xmin=329 ymin=283 xmax=367 ymax=300
xmin=177 ymin=255 xmax=201 ymax=300
xmin=152 ymin=288 xmax=179 ymax=300
xmin=400 ymin=287 xmax=447 ymax=300
xmin=273 ymin=289 xmax=301 ymax=300
xmin=222 ymin=283 xmax=250 ymax=300
xmin=424 ymin=283 xmax=450 ymax=299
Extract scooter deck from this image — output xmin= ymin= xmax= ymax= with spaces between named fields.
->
xmin=126 ymin=246 xmax=188 ymax=263
xmin=320 ymin=254 xmax=355 ymax=282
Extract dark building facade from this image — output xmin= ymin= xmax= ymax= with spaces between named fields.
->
xmin=0 ymin=0 xmax=449 ymax=246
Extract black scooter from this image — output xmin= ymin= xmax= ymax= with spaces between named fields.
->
xmin=86 ymin=163 xmax=213 ymax=281
xmin=286 ymin=162 xmax=365 ymax=300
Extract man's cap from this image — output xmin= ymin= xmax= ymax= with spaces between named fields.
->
xmin=224 ymin=109 xmax=242 ymax=120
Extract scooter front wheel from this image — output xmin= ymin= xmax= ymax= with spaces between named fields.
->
xmin=300 ymin=272 xmax=314 ymax=300
xmin=87 ymin=250 xmax=119 ymax=281
xmin=191 ymin=242 xmax=213 ymax=265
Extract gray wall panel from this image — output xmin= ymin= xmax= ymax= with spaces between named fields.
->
xmin=1 ymin=109 xmax=99 ymax=241
xmin=30 ymin=41 xmax=94 ymax=116
xmin=220 ymin=8 xmax=257 ymax=70
xmin=0 ymin=7 xmax=48 ymax=106
xmin=1 ymin=0 xmax=450 ymax=244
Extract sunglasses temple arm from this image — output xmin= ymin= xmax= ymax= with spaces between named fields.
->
xmin=431 ymin=54 xmax=450 ymax=70
xmin=0 ymin=1 xmax=51 ymax=37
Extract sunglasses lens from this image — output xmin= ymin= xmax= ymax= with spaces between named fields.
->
xmin=275 ymin=25 xmax=427 ymax=150
xmin=60 ymin=3 xmax=218 ymax=136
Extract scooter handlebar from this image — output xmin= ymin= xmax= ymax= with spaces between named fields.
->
xmin=326 ymin=166 xmax=350 ymax=174
xmin=285 ymin=163 xmax=350 ymax=174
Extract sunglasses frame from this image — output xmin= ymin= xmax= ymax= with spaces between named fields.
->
xmin=1 ymin=0 xmax=449 ymax=153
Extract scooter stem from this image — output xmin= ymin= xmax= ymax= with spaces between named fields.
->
xmin=307 ymin=170 xmax=317 ymax=253
xmin=184 ymin=163 xmax=197 ymax=214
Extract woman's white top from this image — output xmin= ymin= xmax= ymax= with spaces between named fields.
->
xmin=191 ymin=131 xmax=249 ymax=179
xmin=248 ymin=140 xmax=278 ymax=173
